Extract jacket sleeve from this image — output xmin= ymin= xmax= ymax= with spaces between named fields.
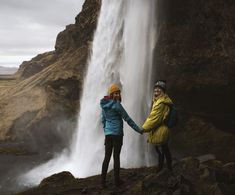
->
xmin=142 ymin=102 xmax=165 ymax=132
xmin=116 ymin=102 xmax=141 ymax=133
xmin=101 ymin=109 xmax=106 ymax=129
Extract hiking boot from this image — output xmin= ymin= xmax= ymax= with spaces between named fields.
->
xmin=101 ymin=175 xmax=107 ymax=189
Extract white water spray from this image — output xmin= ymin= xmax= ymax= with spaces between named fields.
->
xmin=20 ymin=0 xmax=157 ymax=185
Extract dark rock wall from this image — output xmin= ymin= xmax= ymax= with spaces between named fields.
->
xmin=155 ymin=0 xmax=235 ymax=161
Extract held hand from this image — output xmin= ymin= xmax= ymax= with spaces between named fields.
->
xmin=138 ymin=127 xmax=145 ymax=135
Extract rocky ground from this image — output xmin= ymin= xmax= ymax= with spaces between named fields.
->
xmin=15 ymin=155 xmax=235 ymax=195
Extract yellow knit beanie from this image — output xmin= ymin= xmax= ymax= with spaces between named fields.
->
xmin=108 ymin=84 xmax=120 ymax=95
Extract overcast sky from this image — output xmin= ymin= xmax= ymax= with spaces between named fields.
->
xmin=0 ymin=0 xmax=84 ymax=68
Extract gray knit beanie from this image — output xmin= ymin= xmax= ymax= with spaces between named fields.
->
xmin=154 ymin=80 xmax=166 ymax=92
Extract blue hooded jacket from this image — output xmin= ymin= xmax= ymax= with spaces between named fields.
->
xmin=100 ymin=97 xmax=141 ymax=135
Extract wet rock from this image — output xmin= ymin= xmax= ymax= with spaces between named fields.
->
xmin=202 ymin=159 xmax=223 ymax=169
xmin=217 ymin=183 xmax=235 ymax=195
xmin=39 ymin=171 xmax=75 ymax=187
xmin=15 ymin=157 xmax=235 ymax=195
xmin=223 ymin=162 xmax=235 ymax=173
xmin=196 ymin=154 xmax=215 ymax=163
xmin=199 ymin=167 xmax=212 ymax=181
xmin=181 ymin=156 xmax=200 ymax=171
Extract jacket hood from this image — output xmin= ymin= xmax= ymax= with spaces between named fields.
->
xmin=155 ymin=94 xmax=173 ymax=105
xmin=100 ymin=96 xmax=115 ymax=109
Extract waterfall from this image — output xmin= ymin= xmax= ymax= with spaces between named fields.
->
xmin=19 ymin=0 xmax=157 ymax=186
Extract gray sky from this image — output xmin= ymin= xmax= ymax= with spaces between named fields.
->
xmin=0 ymin=0 xmax=84 ymax=67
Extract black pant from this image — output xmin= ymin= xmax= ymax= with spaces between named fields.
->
xmin=101 ymin=135 xmax=123 ymax=186
xmin=155 ymin=143 xmax=172 ymax=171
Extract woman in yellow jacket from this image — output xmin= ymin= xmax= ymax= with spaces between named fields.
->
xmin=142 ymin=80 xmax=173 ymax=172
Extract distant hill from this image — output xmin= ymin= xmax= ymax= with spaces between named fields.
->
xmin=0 ymin=66 xmax=18 ymax=75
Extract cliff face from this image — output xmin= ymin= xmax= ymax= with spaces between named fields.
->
xmin=155 ymin=0 xmax=235 ymax=161
xmin=0 ymin=0 xmax=101 ymax=151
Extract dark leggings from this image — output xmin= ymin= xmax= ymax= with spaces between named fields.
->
xmin=101 ymin=135 xmax=123 ymax=185
xmin=155 ymin=143 xmax=172 ymax=171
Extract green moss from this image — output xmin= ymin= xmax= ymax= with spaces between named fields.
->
xmin=0 ymin=147 xmax=29 ymax=155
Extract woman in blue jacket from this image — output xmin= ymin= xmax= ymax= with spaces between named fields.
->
xmin=100 ymin=84 xmax=142 ymax=188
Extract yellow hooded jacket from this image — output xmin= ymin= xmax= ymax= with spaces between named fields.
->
xmin=142 ymin=94 xmax=173 ymax=145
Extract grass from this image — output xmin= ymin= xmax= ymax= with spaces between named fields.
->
xmin=0 ymin=147 xmax=30 ymax=155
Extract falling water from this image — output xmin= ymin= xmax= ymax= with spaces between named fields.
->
xmin=20 ymin=0 xmax=157 ymax=185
